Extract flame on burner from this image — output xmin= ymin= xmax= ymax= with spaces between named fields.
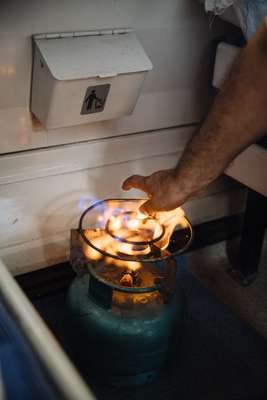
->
xmin=83 ymin=200 xmax=186 ymax=272
xmin=154 ymin=206 xmax=187 ymax=250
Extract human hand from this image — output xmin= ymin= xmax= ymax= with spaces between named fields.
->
xmin=122 ymin=169 xmax=190 ymax=215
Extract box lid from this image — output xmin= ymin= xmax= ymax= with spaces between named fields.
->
xmin=34 ymin=31 xmax=153 ymax=81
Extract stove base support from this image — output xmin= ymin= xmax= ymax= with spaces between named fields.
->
xmin=229 ymin=189 xmax=267 ymax=286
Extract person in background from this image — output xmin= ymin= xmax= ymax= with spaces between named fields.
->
xmin=122 ymin=18 xmax=267 ymax=215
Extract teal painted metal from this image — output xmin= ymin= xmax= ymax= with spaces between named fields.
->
xmin=64 ymin=273 xmax=185 ymax=387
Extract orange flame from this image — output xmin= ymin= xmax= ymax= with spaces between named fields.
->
xmin=83 ymin=200 xmax=186 ymax=272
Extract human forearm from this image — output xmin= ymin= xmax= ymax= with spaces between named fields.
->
xmin=123 ymin=20 xmax=267 ymax=213
xmin=174 ymin=20 xmax=267 ymax=196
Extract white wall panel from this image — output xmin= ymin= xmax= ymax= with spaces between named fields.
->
xmin=0 ymin=0 xmax=221 ymax=153
xmin=0 ymin=126 xmax=194 ymax=185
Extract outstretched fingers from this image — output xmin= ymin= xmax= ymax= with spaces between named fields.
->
xmin=140 ymin=192 xmax=186 ymax=215
xmin=122 ymin=175 xmax=149 ymax=192
xmin=139 ymin=199 xmax=157 ymax=215
xmin=140 ymin=198 xmax=168 ymax=215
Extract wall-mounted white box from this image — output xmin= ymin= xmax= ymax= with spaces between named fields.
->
xmin=31 ymin=30 xmax=153 ymax=130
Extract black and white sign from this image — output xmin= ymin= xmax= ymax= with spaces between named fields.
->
xmin=81 ymin=84 xmax=110 ymax=115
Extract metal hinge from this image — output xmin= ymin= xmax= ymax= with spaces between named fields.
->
xmin=34 ymin=28 xmax=133 ymax=40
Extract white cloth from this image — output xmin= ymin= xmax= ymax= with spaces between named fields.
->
xmin=204 ymin=0 xmax=234 ymax=14
xmin=202 ymin=0 xmax=267 ymax=38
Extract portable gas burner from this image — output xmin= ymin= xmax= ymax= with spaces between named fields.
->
xmin=67 ymin=199 xmax=193 ymax=387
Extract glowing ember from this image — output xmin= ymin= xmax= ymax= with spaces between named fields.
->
xmin=83 ymin=200 xmax=187 ymax=273
xmin=120 ymin=273 xmax=133 ymax=287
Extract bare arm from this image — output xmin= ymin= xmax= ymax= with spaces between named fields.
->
xmin=123 ymin=20 xmax=267 ymax=214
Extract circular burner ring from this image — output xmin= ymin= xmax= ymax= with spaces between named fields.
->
xmin=105 ymin=211 xmax=165 ymax=246
xmin=78 ymin=198 xmax=193 ymax=263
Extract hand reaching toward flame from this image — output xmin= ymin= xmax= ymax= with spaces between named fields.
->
xmin=122 ymin=169 xmax=190 ymax=215
xmin=124 ymin=22 xmax=267 ymax=216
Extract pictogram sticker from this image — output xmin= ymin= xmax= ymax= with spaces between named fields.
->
xmin=81 ymin=84 xmax=110 ymax=115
